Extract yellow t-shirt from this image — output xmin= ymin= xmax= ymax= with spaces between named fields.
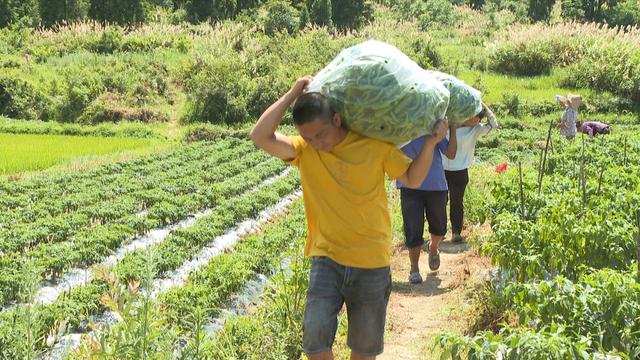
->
xmin=288 ymin=131 xmax=412 ymax=268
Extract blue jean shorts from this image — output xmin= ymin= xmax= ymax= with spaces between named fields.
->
xmin=303 ymin=256 xmax=392 ymax=356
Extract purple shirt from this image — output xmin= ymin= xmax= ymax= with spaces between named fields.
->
xmin=396 ymin=137 xmax=449 ymax=191
xmin=581 ymin=121 xmax=608 ymax=137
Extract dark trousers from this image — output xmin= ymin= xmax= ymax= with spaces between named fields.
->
xmin=445 ymin=169 xmax=469 ymax=234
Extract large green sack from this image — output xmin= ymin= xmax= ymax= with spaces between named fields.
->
xmin=307 ymin=40 xmax=450 ymax=145
xmin=425 ymin=70 xmax=482 ymax=124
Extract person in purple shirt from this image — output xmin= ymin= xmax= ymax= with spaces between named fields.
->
xmin=397 ymin=124 xmax=457 ymax=283
xmin=576 ymin=120 xmax=610 ymax=137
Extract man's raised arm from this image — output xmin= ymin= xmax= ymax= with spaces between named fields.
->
xmin=250 ymin=76 xmax=312 ymax=161
xmin=396 ymin=119 xmax=449 ymax=188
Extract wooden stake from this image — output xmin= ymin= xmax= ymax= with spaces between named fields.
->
xmin=624 ymin=136 xmax=628 ymax=167
xmin=519 ymin=161 xmax=525 ymax=221
xmin=636 ymin=210 xmax=640 ymax=279
xmin=537 ymin=148 xmax=544 ymax=194
xmin=597 ymin=167 xmax=605 ymax=197
xmin=538 ymin=118 xmax=554 ymax=195
xmin=581 ymin=134 xmax=586 ymax=206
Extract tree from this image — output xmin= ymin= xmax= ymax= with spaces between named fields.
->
xmin=309 ymin=0 xmax=333 ymax=29
xmin=331 ymin=0 xmax=373 ymax=30
xmin=263 ymin=1 xmax=299 ymax=35
xmin=40 ymin=0 xmax=89 ymax=27
xmin=186 ymin=0 xmax=214 ymax=22
xmin=0 ymin=0 xmax=40 ymax=28
xmin=561 ymin=0 xmax=620 ymax=22
xmin=88 ymin=0 xmax=147 ymax=25
xmin=528 ymin=0 xmax=555 ymax=21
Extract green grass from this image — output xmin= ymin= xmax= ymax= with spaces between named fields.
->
xmin=0 ymin=117 xmax=170 ymax=139
xmin=0 ymin=132 xmax=161 ymax=175
xmin=456 ymin=68 xmax=595 ymax=104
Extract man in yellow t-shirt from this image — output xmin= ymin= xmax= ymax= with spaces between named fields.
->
xmin=250 ymin=75 xmax=448 ymax=360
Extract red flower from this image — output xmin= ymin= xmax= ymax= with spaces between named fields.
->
xmin=495 ymin=162 xmax=509 ymax=173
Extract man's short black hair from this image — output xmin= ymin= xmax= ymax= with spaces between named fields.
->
xmin=292 ymin=92 xmax=334 ymax=125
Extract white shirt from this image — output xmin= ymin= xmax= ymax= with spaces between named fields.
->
xmin=443 ymin=116 xmax=498 ymax=171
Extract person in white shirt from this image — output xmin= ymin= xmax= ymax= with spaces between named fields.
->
xmin=442 ymin=103 xmax=498 ymax=243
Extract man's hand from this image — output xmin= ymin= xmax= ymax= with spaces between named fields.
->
xmin=396 ymin=118 xmax=450 ymax=188
xmin=289 ymin=75 xmax=314 ymax=99
xmin=250 ymin=75 xmax=314 ymax=161
xmin=428 ymin=118 xmax=449 ymax=144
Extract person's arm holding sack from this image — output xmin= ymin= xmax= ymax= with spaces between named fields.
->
xmin=476 ymin=103 xmax=498 ymax=136
xmin=395 ymin=119 xmax=448 ymax=188
xmin=443 ymin=123 xmax=458 ymax=160
xmin=250 ymin=76 xmax=312 ymax=161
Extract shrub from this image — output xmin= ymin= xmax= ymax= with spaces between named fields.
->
xmin=0 ymin=74 xmax=50 ymax=120
xmin=90 ymin=28 xmax=124 ymax=54
xmin=394 ymin=0 xmax=458 ymax=29
xmin=182 ymin=52 xmax=252 ymax=125
xmin=58 ymin=70 xmax=105 ymax=122
xmin=490 ymin=41 xmax=554 ymax=75
xmin=501 ymin=93 xmax=521 ymax=116
xmin=77 ymin=97 xmax=170 ymax=124
xmin=409 ymin=37 xmax=443 ymax=69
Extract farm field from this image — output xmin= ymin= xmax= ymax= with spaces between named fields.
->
xmin=1 ymin=0 xmax=640 ymax=359
xmin=0 ymin=133 xmax=161 ymax=175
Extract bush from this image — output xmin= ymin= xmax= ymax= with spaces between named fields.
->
xmin=263 ymin=1 xmax=299 ymax=35
xmin=483 ymin=0 xmax=529 ymax=22
xmin=409 ymin=37 xmax=443 ymax=69
xmin=501 ymin=93 xmax=521 ymax=116
xmin=90 ymin=28 xmax=124 ymax=54
xmin=182 ymin=52 xmax=252 ymax=125
xmin=0 ymin=74 xmax=50 ymax=120
xmin=560 ymin=42 xmax=640 ymax=101
xmin=182 ymin=124 xmax=248 ymax=142
xmin=77 ymin=97 xmax=170 ymax=124
xmin=582 ymin=92 xmax=636 ymax=113
xmin=247 ymin=75 xmax=289 ymax=119
xmin=58 ymin=70 xmax=105 ymax=122
xmin=394 ymin=0 xmax=458 ymax=29
xmin=490 ymin=41 xmax=554 ymax=75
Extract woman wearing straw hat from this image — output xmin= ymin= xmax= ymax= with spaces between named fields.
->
xmin=556 ymin=94 xmax=583 ymax=141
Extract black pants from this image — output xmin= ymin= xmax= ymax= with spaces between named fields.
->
xmin=445 ymin=169 xmax=469 ymax=234
xmin=399 ymin=188 xmax=448 ymax=248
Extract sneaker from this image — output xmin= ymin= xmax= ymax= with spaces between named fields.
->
xmin=427 ymin=241 xmax=440 ymax=271
xmin=408 ymin=271 xmax=423 ymax=284
xmin=452 ymin=233 xmax=464 ymax=243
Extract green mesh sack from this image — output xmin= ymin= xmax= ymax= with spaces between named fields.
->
xmin=307 ymin=40 xmax=450 ymax=145
xmin=425 ymin=70 xmax=482 ymax=124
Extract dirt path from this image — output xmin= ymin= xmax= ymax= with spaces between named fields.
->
xmin=380 ymin=226 xmax=492 ymax=360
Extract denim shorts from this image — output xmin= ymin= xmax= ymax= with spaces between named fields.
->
xmin=303 ymin=256 xmax=392 ymax=356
